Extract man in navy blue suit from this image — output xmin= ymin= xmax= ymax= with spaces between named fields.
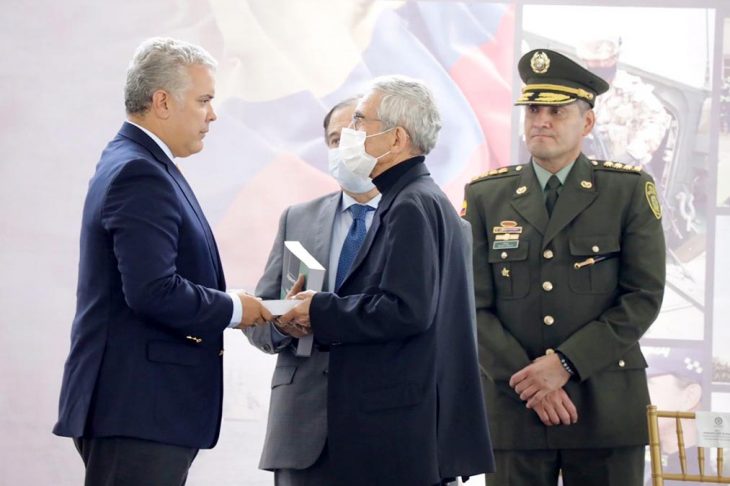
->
xmin=53 ymin=37 xmax=272 ymax=486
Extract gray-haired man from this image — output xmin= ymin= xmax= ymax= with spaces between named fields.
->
xmin=280 ymin=75 xmax=494 ymax=486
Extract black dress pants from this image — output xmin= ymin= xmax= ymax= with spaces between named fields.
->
xmin=73 ymin=436 xmax=198 ymax=486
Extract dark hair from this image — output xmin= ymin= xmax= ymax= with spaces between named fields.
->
xmin=322 ymin=96 xmax=360 ymax=138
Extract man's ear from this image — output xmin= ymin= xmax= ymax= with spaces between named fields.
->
xmin=582 ymin=109 xmax=596 ymax=136
xmin=390 ymin=126 xmax=410 ymax=155
xmin=150 ymin=89 xmax=171 ymax=119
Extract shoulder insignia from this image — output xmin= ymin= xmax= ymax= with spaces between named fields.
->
xmin=645 ymin=181 xmax=662 ymax=220
xmin=468 ymin=165 xmax=522 ymax=184
xmin=592 ymin=160 xmax=643 ymax=174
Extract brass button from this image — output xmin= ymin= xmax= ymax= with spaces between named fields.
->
xmin=543 ymin=315 xmax=555 ymax=326
xmin=542 ymin=281 xmax=553 ymax=292
xmin=543 ymin=249 xmax=554 ymax=259
xmin=545 ymin=348 xmax=555 ymax=355
xmin=501 ymin=251 xmax=508 ymax=259
xmin=592 ymin=245 xmax=600 ymax=253
xmin=516 ymin=165 xmax=523 ymax=171
xmin=618 ymin=360 xmax=626 ymax=368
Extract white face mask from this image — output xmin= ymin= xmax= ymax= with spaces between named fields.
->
xmin=328 ymin=148 xmax=376 ymax=194
xmin=337 ymin=127 xmax=393 ymax=178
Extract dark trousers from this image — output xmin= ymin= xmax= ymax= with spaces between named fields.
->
xmin=274 ymin=443 xmax=456 ymax=486
xmin=486 ymin=447 xmax=644 ymax=486
xmin=73 ymin=437 xmax=198 ymax=486
xmin=274 ymin=443 xmax=333 ymax=486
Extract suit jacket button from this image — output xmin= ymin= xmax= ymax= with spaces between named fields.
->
xmin=263 ymin=344 xmax=272 ymax=352
xmin=545 ymin=348 xmax=555 ymax=355
xmin=542 ymin=281 xmax=553 ymax=292
xmin=618 ymin=360 xmax=626 ymax=367
xmin=592 ymin=245 xmax=600 ymax=253
xmin=543 ymin=315 xmax=555 ymax=326
xmin=543 ymin=249 xmax=554 ymax=259
xmin=219 ymin=349 xmax=224 ymax=357
xmin=323 ymin=369 xmax=328 ymax=375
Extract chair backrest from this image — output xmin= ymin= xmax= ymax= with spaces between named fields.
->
xmin=647 ymin=404 xmax=729 ymax=485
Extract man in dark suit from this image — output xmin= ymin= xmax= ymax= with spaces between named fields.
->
xmin=462 ymin=49 xmax=666 ymax=485
xmin=243 ymin=96 xmax=382 ymax=485
xmin=281 ymin=75 xmax=494 ymax=486
xmin=53 ymin=37 xmax=271 ymax=486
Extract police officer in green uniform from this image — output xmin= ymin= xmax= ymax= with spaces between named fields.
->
xmin=462 ymin=49 xmax=666 ymax=486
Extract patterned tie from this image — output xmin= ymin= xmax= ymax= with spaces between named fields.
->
xmin=545 ymin=175 xmax=561 ymax=217
xmin=335 ymin=204 xmax=374 ymax=290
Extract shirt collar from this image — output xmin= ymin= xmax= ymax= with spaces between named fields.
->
xmin=340 ymin=191 xmax=382 ymax=212
xmin=127 ymin=120 xmax=175 ymax=162
xmin=532 ymin=158 xmax=576 ymax=191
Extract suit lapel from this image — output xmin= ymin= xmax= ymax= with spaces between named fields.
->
xmin=542 ymin=155 xmax=598 ymax=249
xmin=312 ymin=193 xmax=340 ymax=291
xmin=341 ymin=163 xmax=429 ymax=289
xmin=118 ymin=123 xmax=224 ymax=287
xmin=510 ymin=165 xmax=548 ymax=236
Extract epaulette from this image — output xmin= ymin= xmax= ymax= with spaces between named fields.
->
xmin=591 ymin=159 xmax=643 ymax=174
xmin=468 ymin=165 xmax=524 ymax=184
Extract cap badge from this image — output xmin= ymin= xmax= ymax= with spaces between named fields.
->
xmin=531 ymin=51 xmax=551 ymax=74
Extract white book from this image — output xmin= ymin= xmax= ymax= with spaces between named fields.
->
xmin=282 ymin=241 xmax=326 ymax=357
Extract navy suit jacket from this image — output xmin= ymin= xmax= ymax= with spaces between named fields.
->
xmin=53 ymin=122 xmax=232 ymax=449
xmin=310 ymin=159 xmax=495 ymax=485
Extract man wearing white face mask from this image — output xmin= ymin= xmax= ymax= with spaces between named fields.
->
xmin=243 ymin=97 xmax=380 ymax=486
xmin=281 ymin=75 xmax=494 ymax=486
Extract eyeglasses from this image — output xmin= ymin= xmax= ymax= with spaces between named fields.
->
xmin=351 ymin=113 xmax=382 ymax=130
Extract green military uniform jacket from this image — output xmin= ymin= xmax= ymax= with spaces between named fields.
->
xmin=463 ymin=153 xmax=666 ymax=450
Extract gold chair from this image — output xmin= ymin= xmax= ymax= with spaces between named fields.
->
xmin=647 ymin=405 xmax=729 ymax=485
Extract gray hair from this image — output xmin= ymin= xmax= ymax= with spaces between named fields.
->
xmin=370 ymin=75 xmax=441 ymax=155
xmin=125 ymin=37 xmax=217 ymax=115
xmin=575 ymin=99 xmax=592 ymax=115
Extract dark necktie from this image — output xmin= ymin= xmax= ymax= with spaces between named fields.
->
xmin=545 ymin=175 xmax=561 ymax=217
xmin=335 ymin=204 xmax=374 ymax=290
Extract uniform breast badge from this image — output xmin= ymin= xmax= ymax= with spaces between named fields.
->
xmin=492 ymin=221 xmax=522 ymax=250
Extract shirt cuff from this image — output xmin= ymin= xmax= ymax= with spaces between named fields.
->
xmin=270 ymin=323 xmax=290 ymax=348
xmin=227 ymin=291 xmax=243 ymax=328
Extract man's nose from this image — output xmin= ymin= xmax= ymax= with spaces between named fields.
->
xmin=533 ymin=108 xmax=551 ymax=126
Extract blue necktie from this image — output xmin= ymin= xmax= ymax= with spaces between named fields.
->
xmin=335 ymin=204 xmax=374 ymax=290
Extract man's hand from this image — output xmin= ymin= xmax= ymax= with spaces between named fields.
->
xmin=279 ymin=290 xmax=317 ymax=328
xmin=531 ymin=388 xmax=578 ymax=426
xmin=509 ymin=353 xmax=570 ymax=408
xmin=236 ymin=293 xmax=274 ymax=328
xmin=273 ymin=318 xmax=311 ymax=338
xmin=285 ymin=275 xmax=305 ymax=299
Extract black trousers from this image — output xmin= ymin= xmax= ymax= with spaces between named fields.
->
xmin=485 ymin=447 xmax=644 ymax=486
xmin=274 ymin=442 xmax=457 ymax=486
xmin=73 ymin=436 xmax=198 ymax=486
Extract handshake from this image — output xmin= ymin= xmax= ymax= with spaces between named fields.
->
xmin=233 ymin=275 xmax=316 ymax=336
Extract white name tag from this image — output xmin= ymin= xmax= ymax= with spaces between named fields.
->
xmin=695 ymin=411 xmax=730 ymax=448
